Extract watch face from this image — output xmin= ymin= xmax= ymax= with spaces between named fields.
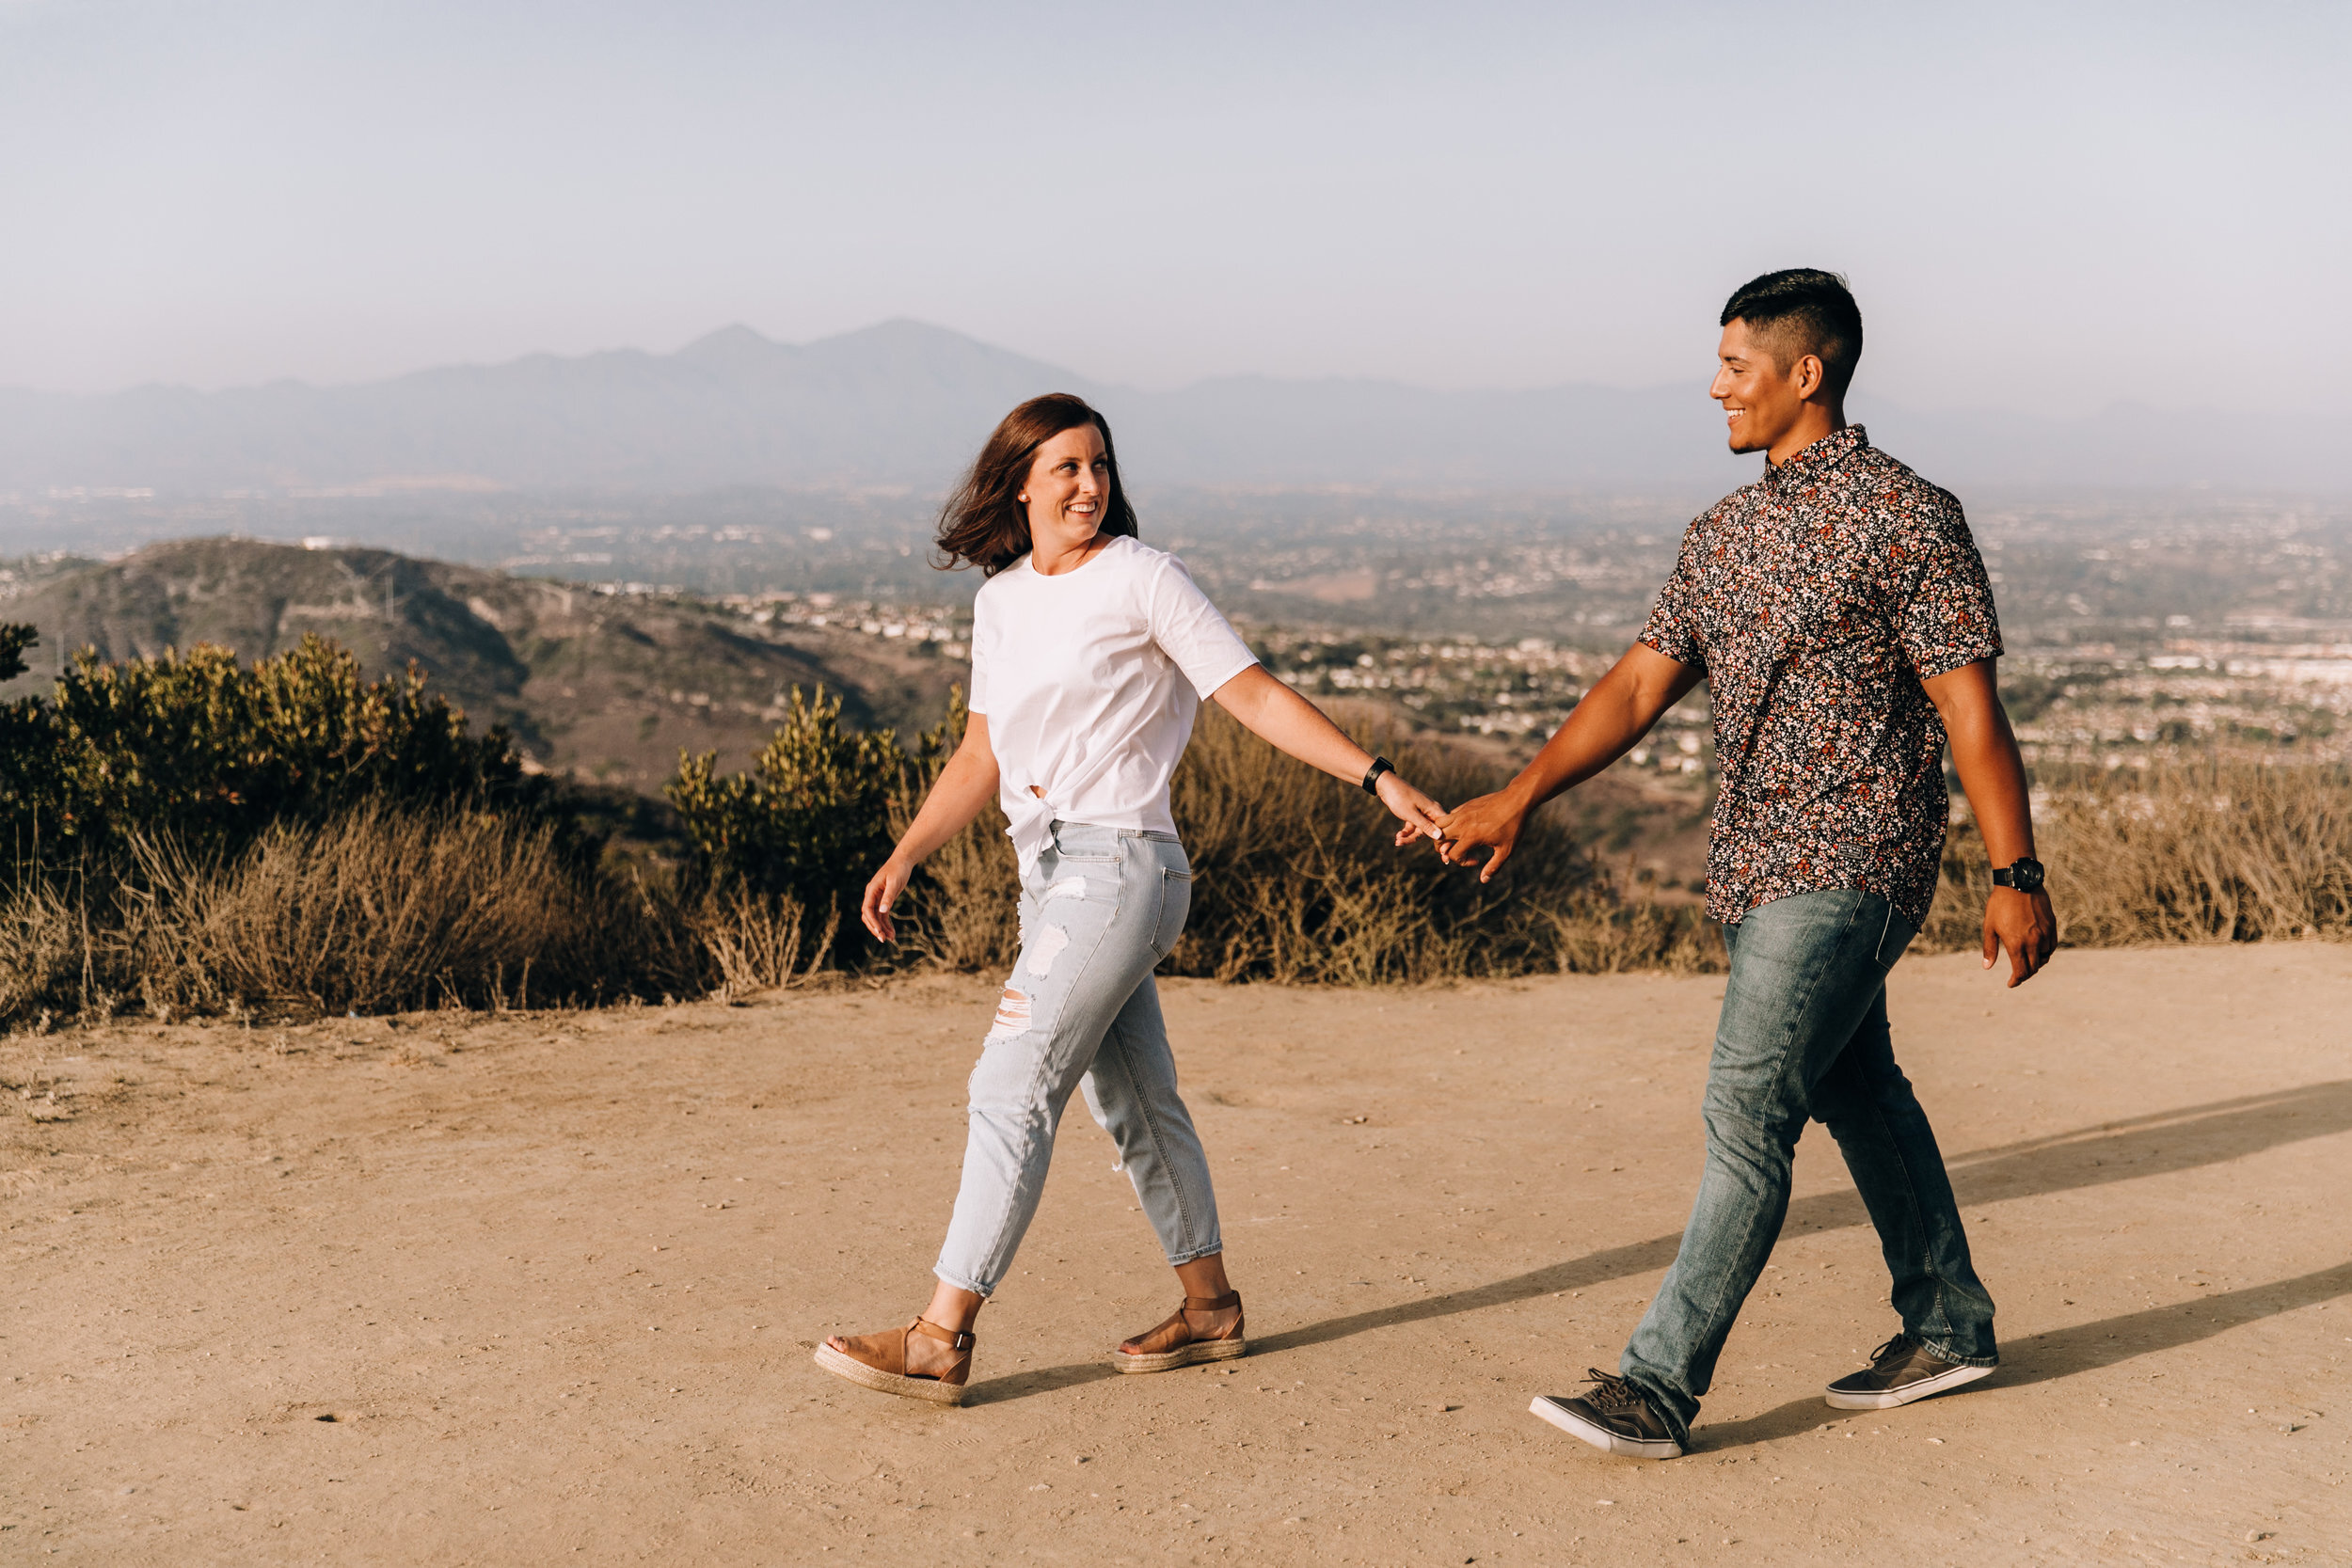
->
xmin=2010 ymin=858 xmax=2045 ymax=893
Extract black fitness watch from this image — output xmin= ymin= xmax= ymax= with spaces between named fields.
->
xmin=1991 ymin=857 xmax=2046 ymax=895
xmin=1360 ymin=756 xmax=1395 ymax=795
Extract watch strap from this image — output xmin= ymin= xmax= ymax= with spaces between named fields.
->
xmin=1360 ymin=756 xmax=1394 ymax=795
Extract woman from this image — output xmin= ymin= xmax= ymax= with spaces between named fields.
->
xmin=816 ymin=392 xmax=1445 ymax=1405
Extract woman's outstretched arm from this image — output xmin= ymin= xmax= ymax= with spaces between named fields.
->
xmin=860 ymin=712 xmax=1001 ymax=943
xmin=1209 ymin=666 xmax=1447 ymax=840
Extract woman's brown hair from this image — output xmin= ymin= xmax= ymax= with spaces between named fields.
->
xmin=934 ymin=393 xmax=1138 ymax=576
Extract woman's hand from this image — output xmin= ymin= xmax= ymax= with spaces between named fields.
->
xmin=860 ymin=854 xmax=914 ymax=944
xmin=1376 ymin=771 xmax=1448 ymax=846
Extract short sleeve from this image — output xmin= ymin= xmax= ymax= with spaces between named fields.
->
xmin=965 ymin=594 xmax=992 ymax=714
xmin=1637 ymin=520 xmax=1708 ymax=667
xmin=1148 ymin=555 xmax=1258 ymax=699
xmin=1897 ymin=505 xmax=2003 ymax=679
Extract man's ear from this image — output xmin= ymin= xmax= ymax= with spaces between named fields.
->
xmin=1793 ymin=353 xmax=1827 ymax=402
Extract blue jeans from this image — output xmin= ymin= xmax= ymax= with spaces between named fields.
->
xmin=1620 ymin=888 xmax=1998 ymax=1443
xmin=933 ymin=822 xmax=1222 ymax=1297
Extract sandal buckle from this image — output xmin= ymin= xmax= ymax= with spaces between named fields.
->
xmin=914 ymin=1316 xmax=975 ymax=1354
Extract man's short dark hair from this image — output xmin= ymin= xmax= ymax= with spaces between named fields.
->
xmin=1721 ymin=268 xmax=1863 ymax=400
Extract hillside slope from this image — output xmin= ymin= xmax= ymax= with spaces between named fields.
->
xmin=1 ymin=538 xmax=961 ymax=789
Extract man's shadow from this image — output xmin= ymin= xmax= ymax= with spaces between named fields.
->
xmin=1702 ymin=1259 xmax=2352 ymax=1450
xmin=964 ymin=1079 xmax=2352 ymax=1408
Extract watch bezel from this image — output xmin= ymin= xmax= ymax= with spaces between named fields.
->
xmin=1994 ymin=857 xmax=2045 ymax=895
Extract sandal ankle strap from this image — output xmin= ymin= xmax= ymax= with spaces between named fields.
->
xmin=909 ymin=1316 xmax=976 ymax=1353
xmin=1183 ymin=1291 xmax=1241 ymax=1312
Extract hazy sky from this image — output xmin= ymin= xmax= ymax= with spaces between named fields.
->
xmin=3 ymin=1 xmax=2343 ymax=415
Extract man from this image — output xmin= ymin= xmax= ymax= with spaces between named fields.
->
xmin=1436 ymin=268 xmax=2057 ymax=1460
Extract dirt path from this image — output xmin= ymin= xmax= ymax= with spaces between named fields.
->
xmin=4 ymin=947 xmax=2347 ymax=1565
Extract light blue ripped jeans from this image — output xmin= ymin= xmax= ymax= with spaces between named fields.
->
xmin=933 ymin=821 xmax=1223 ymax=1297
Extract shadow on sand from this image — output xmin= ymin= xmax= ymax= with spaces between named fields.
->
xmin=963 ymin=1079 xmax=2352 ymax=1409
xmin=1700 ymin=1259 xmax=2352 ymax=1451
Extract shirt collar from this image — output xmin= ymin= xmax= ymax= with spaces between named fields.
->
xmin=1764 ymin=423 xmax=1868 ymax=489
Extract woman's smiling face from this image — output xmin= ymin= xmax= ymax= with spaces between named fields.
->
xmin=1019 ymin=422 xmax=1110 ymax=550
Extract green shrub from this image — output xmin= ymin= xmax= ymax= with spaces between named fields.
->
xmin=0 ymin=625 xmax=650 ymax=1028
xmin=2 ymin=627 xmax=526 ymax=875
xmin=667 ymin=686 xmax=913 ymax=957
xmin=0 ymin=627 xmax=62 ymax=857
xmin=881 ymin=689 xmax=1021 ymax=972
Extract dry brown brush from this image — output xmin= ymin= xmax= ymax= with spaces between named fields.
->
xmin=1921 ymin=758 xmax=2352 ymax=951
xmin=887 ymin=701 xmax=1723 ymax=983
xmin=0 ymin=805 xmax=735 ymax=1025
xmin=9 ymin=660 xmax=2348 ymax=1035
xmin=120 ymin=805 xmax=658 ymax=1016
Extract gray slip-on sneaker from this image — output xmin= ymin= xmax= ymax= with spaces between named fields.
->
xmin=1530 ymin=1369 xmax=1684 ymax=1459
xmin=1824 ymin=1333 xmax=1995 ymax=1411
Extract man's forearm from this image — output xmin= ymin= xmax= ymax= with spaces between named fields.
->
xmin=1948 ymin=713 xmax=2036 ymax=866
xmin=1504 ymin=691 xmax=1649 ymax=810
xmin=1922 ymin=658 xmax=2057 ymax=985
xmin=1502 ymin=644 xmax=1699 ymax=812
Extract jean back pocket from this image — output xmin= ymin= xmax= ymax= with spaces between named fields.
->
xmin=1152 ymin=867 xmax=1194 ymax=959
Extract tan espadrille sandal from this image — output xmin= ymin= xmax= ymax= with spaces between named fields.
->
xmin=1112 ymin=1291 xmax=1247 ymax=1373
xmin=814 ymin=1317 xmax=975 ymax=1406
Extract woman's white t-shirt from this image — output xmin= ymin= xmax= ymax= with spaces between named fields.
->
xmin=968 ymin=533 xmax=1258 ymax=871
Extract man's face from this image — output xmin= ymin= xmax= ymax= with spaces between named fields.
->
xmin=1709 ymin=318 xmax=1810 ymax=457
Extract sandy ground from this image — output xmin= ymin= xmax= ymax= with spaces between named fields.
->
xmin=3 ymin=946 xmax=2347 ymax=1566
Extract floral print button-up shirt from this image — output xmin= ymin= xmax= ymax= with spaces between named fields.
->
xmin=1638 ymin=426 xmax=2001 ymax=928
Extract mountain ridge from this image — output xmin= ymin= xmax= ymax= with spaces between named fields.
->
xmin=1 ymin=320 xmax=2340 ymax=495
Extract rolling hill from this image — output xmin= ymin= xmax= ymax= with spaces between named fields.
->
xmin=0 ymin=538 xmax=962 ymax=791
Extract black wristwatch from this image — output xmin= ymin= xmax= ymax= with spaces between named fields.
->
xmin=1991 ymin=857 xmax=2045 ymax=895
xmin=1360 ymin=756 xmax=1395 ymax=795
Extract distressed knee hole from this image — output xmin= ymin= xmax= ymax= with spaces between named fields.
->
xmin=986 ymin=985 xmax=1031 ymax=1041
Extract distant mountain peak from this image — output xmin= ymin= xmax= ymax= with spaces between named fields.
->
xmin=673 ymin=324 xmax=791 ymax=367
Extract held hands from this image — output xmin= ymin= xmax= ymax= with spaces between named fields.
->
xmin=1983 ymin=886 xmax=2057 ymax=988
xmin=860 ymin=855 xmax=914 ymax=945
xmin=1425 ymin=790 xmax=1528 ymax=882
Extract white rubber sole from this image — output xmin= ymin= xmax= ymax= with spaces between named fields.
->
xmin=813 ymin=1342 xmax=967 ymax=1406
xmin=1529 ymin=1395 xmax=1683 ymax=1459
xmin=1112 ymin=1337 xmax=1248 ymax=1374
xmin=1823 ymin=1357 xmax=1994 ymax=1410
